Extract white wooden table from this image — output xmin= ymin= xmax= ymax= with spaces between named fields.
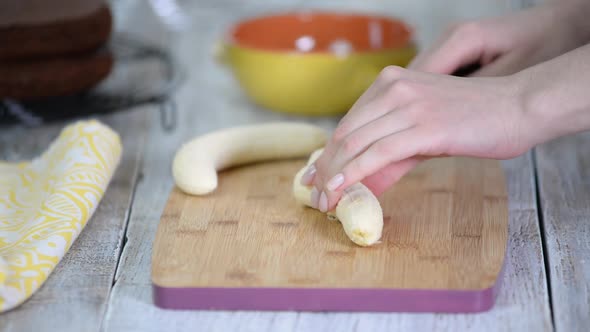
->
xmin=1 ymin=0 xmax=588 ymax=331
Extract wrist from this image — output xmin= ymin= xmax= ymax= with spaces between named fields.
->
xmin=516 ymin=46 xmax=590 ymax=145
xmin=515 ymin=75 xmax=555 ymax=147
xmin=503 ymin=72 xmax=551 ymax=150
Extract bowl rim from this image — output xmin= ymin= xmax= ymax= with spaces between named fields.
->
xmin=222 ymin=10 xmax=415 ymax=56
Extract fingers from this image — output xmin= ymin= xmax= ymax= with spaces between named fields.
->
xmin=333 ymin=66 xmax=417 ymax=142
xmin=317 ymin=127 xmax=429 ymax=211
xmin=361 ymin=157 xmax=423 ymax=196
xmin=409 ymin=23 xmax=487 ymax=75
xmin=339 ymin=127 xmax=426 ymax=187
xmin=470 ymin=50 xmax=526 ymax=77
xmin=310 ymin=103 xmax=417 ymax=211
xmin=302 ymin=67 xmax=419 ymax=201
xmin=322 ymin=106 xmax=416 ymax=188
xmin=300 ymin=163 xmax=316 ymax=186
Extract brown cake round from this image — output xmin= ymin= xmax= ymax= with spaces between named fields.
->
xmin=0 ymin=3 xmax=112 ymax=60
xmin=0 ymin=52 xmax=114 ymax=100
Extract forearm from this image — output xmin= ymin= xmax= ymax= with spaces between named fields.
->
xmin=545 ymin=0 xmax=590 ymax=46
xmin=519 ymin=43 xmax=590 ymax=144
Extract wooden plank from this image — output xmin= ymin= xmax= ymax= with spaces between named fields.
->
xmin=536 ymin=133 xmax=590 ymax=331
xmin=0 ymin=109 xmax=147 ymax=332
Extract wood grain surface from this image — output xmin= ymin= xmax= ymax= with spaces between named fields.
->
xmin=152 ymin=156 xmax=508 ymax=293
xmin=536 ymin=133 xmax=590 ymax=332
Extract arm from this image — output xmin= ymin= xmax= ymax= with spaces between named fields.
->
xmin=522 ymin=43 xmax=590 ymax=145
xmin=408 ymin=0 xmax=590 ymax=76
xmin=559 ymin=0 xmax=590 ymax=47
xmin=302 ymin=44 xmax=590 ymax=212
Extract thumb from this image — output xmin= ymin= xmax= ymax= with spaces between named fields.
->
xmin=408 ymin=25 xmax=486 ymax=75
xmin=361 ymin=157 xmax=422 ymax=196
xmin=470 ymin=50 xmax=527 ymax=77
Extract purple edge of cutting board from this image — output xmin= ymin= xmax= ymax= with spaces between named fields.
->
xmin=152 ymin=258 xmax=506 ymax=313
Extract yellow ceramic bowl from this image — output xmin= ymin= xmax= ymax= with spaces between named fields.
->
xmin=218 ymin=12 xmax=417 ymax=116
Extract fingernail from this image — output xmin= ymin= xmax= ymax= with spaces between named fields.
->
xmin=300 ymin=164 xmax=316 ymax=185
xmin=319 ymin=191 xmax=328 ymax=213
xmin=326 ymin=173 xmax=344 ymax=191
xmin=310 ymin=187 xmax=319 ymax=209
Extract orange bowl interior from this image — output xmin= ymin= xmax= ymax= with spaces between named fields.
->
xmin=230 ymin=12 xmax=412 ymax=53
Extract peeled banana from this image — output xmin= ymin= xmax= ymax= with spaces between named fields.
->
xmin=293 ymin=149 xmax=383 ymax=246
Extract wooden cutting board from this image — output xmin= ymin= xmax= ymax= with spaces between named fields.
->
xmin=151 ymin=157 xmax=508 ymax=313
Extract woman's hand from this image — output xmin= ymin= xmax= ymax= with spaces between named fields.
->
xmin=409 ymin=2 xmax=589 ymax=76
xmin=300 ymin=1 xmax=590 ymax=213
xmin=301 ymin=66 xmax=535 ymax=212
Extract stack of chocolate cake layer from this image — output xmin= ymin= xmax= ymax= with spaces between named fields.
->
xmin=0 ymin=0 xmax=114 ymax=99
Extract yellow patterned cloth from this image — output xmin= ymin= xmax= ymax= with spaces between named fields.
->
xmin=0 ymin=120 xmax=122 ymax=312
